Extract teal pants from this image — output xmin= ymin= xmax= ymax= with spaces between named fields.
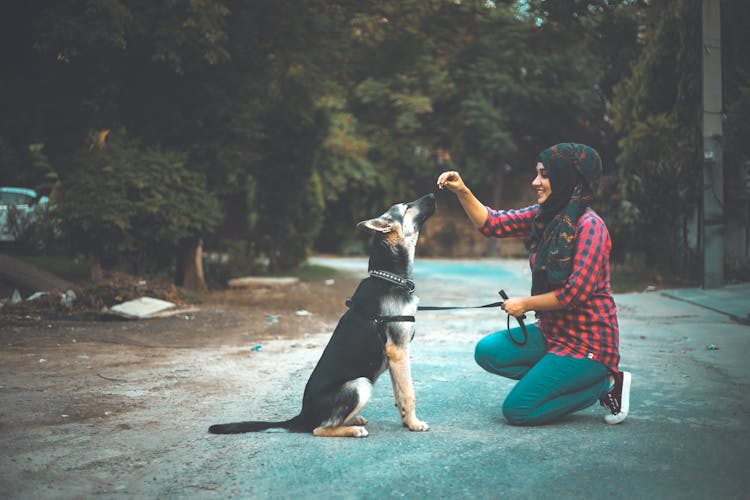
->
xmin=474 ymin=324 xmax=610 ymax=426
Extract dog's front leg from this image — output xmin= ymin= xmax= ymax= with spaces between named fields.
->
xmin=388 ymin=368 xmax=406 ymax=418
xmin=385 ymin=341 xmax=429 ymax=432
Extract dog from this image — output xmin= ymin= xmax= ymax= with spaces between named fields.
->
xmin=208 ymin=193 xmax=436 ymax=437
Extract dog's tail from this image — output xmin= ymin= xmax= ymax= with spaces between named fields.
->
xmin=208 ymin=415 xmax=306 ymax=434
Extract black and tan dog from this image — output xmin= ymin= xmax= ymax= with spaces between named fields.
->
xmin=208 ymin=193 xmax=435 ymax=437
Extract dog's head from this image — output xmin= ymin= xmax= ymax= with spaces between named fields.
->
xmin=357 ymin=193 xmax=436 ymax=272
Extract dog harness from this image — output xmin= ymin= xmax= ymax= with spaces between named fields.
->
xmin=344 ymin=297 xmax=415 ymax=345
xmin=344 ymin=270 xmax=418 ymax=345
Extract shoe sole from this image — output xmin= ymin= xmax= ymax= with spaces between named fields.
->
xmin=604 ymin=371 xmax=631 ymax=425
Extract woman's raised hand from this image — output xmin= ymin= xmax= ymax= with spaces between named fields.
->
xmin=436 ymin=171 xmax=466 ymax=193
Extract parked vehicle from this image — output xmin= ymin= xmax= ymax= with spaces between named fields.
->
xmin=0 ymin=187 xmax=50 ymax=242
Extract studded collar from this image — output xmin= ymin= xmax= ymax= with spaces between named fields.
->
xmin=369 ymin=269 xmax=415 ymax=293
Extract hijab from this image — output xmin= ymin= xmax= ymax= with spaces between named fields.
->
xmin=525 ymin=143 xmax=602 ymax=296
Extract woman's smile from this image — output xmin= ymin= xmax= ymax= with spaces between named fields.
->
xmin=532 ymin=162 xmax=552 ymax=204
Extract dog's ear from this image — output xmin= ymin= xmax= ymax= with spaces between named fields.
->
xmin=357 ymin=217 xmax=393 ymax=234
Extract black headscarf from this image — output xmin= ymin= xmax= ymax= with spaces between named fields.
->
xmin=525 ymin=143 xmax=603 ymax=296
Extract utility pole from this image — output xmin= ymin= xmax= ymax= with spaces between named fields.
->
xmin=701 ymin=0 xmax=724 ymax=288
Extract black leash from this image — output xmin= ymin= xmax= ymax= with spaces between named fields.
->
xmin=366 ymin=270 xmax=528 ymax=347
xmin=417 ymin=301 xmax=504 ymax=311
xmin=417 ymin=289 xmax=528 ymax=347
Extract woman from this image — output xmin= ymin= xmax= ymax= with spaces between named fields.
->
xmin=437 ymin=143 xmax=630 ymax=426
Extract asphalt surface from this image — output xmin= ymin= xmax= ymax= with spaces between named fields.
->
xmin=3 ymin=257 xmax=749 ymax=499
xmin=201 ymin=258 xmax=750 ymax=499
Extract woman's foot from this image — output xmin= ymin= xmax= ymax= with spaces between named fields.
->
xmin=600 ymin=371 xmax=631 ymax=424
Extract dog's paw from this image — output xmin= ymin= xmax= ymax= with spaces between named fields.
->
xmin=405 ymin=419 xmax=429 ymax=432
xmin=347 ymin=415 xmax=368 ymax=426
xmin=353 ymin=426 xmax=369 ymax=438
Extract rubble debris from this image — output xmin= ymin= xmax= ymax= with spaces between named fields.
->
xmin=60 ymin=289 xmax=77 ymax=309
xmin=1 ymin=271 xmax=188 ymax=321
xmin=110 ymin=297 xmax=177 ymax=319
xmin=26 ymin=291 xmax=48 ymax=301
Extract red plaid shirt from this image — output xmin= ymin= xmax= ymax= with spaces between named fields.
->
xmin=480 ymin=205 xmax=620 ymax=372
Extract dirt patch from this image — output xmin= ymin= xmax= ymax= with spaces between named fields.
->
xmin=1 ymin=269 xmax=371 ymax=495
xmin=0 ymin=273 xmax=359 ymax=434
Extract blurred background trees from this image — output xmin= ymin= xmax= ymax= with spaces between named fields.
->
xmin=1 ymin=0 xmax=748 ymax=287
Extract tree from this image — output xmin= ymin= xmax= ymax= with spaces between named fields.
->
xmin=250 ymin=82 xmax=328 ymax=272
xmin=611 ymin=0 xmax=702 ymax=274
xmin=721 ymin=0 xmax=750 ymax=277
xmin=9 ymin=0 xmax=744 ymax=283
xmin=1 ymin=0 xmax=231 ymax=288
xmin=57 ymin=129 xmax=220 ymax=284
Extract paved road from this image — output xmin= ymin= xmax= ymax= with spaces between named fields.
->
xmin=3 ymin=257 xmax=749 ymax=499
xmin=202 ymin=257 xmax=750 ymax=499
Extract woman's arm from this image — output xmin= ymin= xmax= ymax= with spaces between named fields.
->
xmin=502 ymin=292 xmax=564 ymax=317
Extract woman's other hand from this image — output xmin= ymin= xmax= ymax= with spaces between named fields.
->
xmin=501 ymin=297 xmax=528 ymax=318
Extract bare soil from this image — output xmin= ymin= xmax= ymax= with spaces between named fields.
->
xmin=0 ymin=274 xmax=359 ymax=443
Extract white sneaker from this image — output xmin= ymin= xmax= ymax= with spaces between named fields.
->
xmin=600 ymin=371 xmax=631 ymax=425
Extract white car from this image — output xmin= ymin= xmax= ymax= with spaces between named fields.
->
xmin=0 ymin=187 xmax=50 ymax=242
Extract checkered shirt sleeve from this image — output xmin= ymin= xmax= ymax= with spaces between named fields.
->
xmin=479 ymin=205 xmax=537 ymax=238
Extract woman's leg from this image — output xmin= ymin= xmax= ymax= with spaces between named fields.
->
xmin=474 ymin=324 xmax=546 ymax=380
xmin=502 ymin=353 xmax=610 ymax=426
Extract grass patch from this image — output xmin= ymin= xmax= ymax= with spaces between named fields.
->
xmin=18 ymin=255 xmax=90 ymax=283
xmin=287 ymin=262 xmax=340 ymax=281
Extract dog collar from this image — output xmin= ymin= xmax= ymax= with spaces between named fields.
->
xmin=369 ymin=270 xmax=415 ymax=293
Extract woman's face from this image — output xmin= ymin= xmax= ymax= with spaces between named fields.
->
xmin=532 ymin=162 xmax=552 ymax=205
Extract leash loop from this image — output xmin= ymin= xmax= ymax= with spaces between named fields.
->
xmin=498 ymin=290 xmax=528 ymax=346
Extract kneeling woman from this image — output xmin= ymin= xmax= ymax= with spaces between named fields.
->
xmin=437 ymin=143 xmax=631 ymax=426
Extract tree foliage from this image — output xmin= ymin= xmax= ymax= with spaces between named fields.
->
xmin=1 ymin=0 xmax=747 ymax=282
xmin=57 ymin=129 xmax=220 ymax=274
xmin=610 ymin=0 xmax=702 ymax=275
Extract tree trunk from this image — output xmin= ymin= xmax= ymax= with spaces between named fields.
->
xmin=88 ymin=254 xmax=104 ymax=282
xmin=176 ymin=238 xmax=208 ymax=292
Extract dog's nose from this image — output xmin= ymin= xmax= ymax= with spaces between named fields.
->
xmin=419 ymin=193 xmax=437 ymax=213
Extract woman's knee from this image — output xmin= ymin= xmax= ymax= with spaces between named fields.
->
xmin=474 ymin=335 xmax=499 ymax=372
xmin=502 ymin=396 xmax=534 ymax=426
xmin=476 ymin=336 xmax=534 ymax=379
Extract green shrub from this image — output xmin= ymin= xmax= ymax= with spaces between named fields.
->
xmin=57 ymin=129 xmax=220 ymax=275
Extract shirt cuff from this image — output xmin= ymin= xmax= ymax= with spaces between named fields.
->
xmin=554 ymin=287 xmax=575 ymax=310
xmin=478 ymin=207 xmax=492 ymax=236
